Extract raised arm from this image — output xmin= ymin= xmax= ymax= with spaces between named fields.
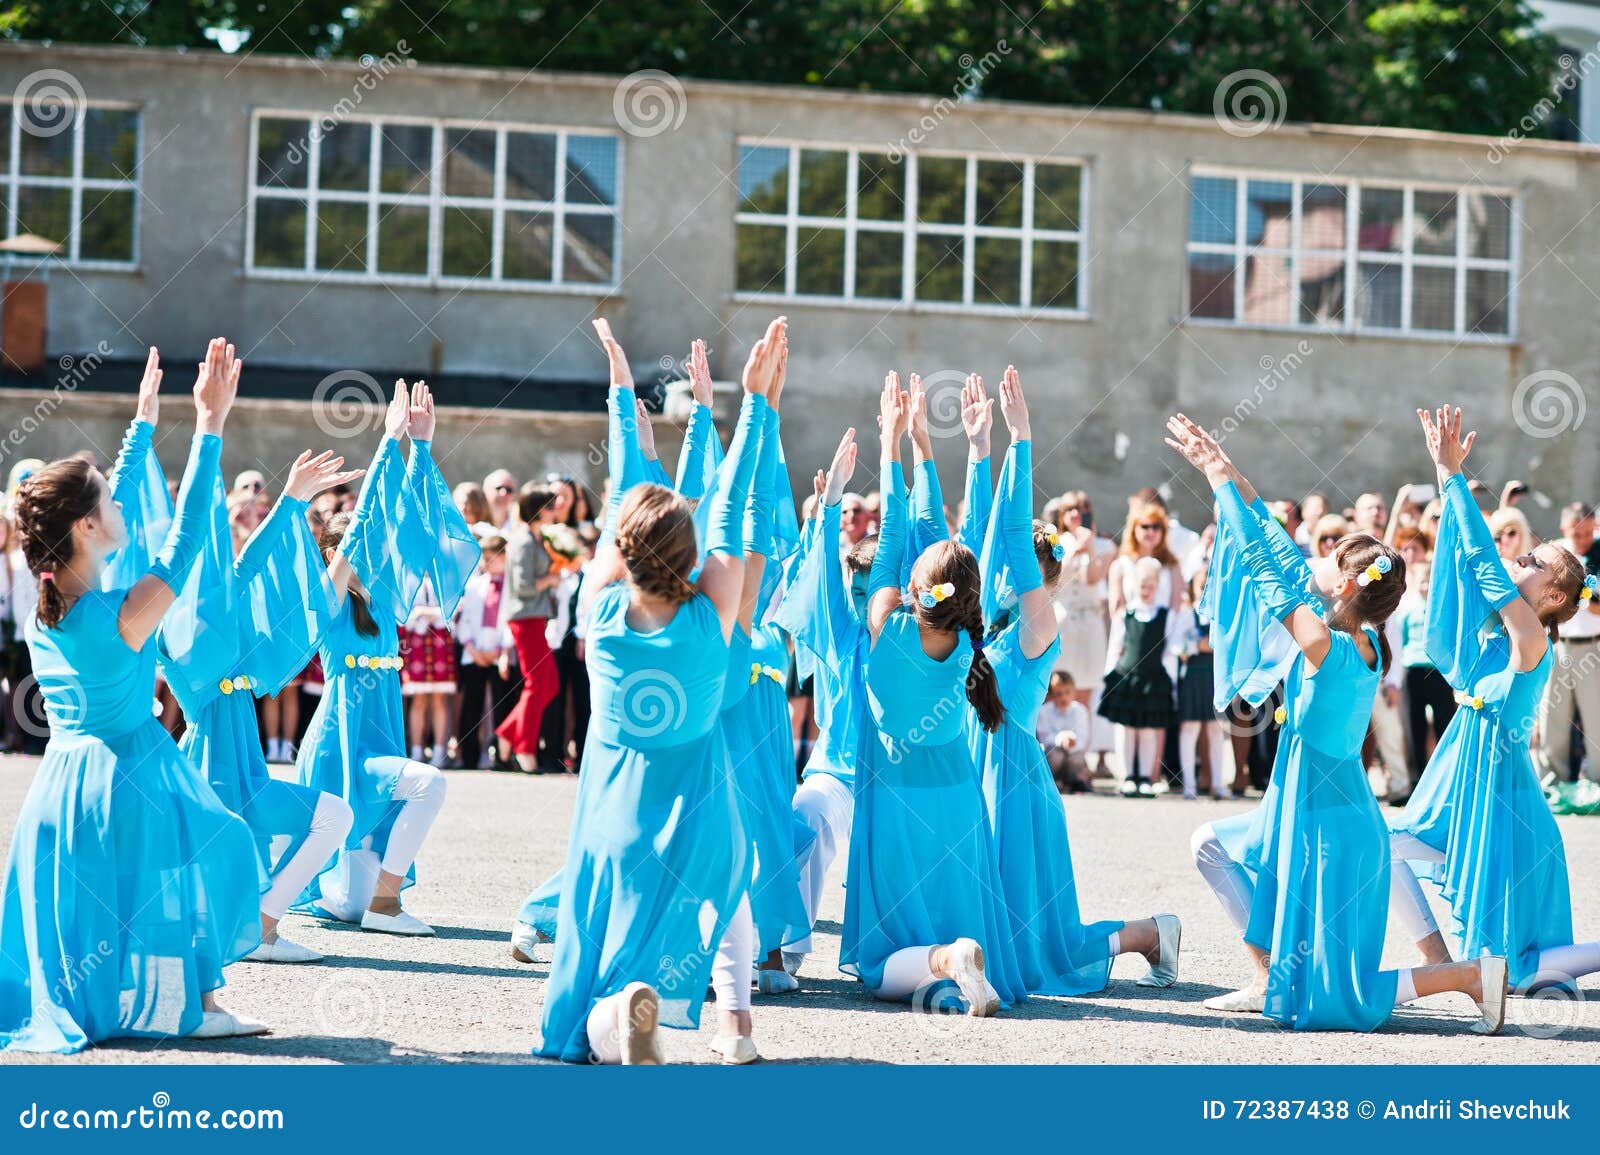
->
xmin=737 ymin=334 xmax=789 ymax=631
xmin=118 ymin=338 xmax=238 ymax=650
xmin=698 ymin=317 xmax=782 ymax=638
xmin=774 ymin=429 xmax=857 ymax=665
xmin=1167 ymin=413 xmax=1332 ymax=670
xmin=996 ymin=368 xmax=1057 ymax=660
xmin=867 ymin=375 xmax=911 ymax=640
xmin=635 ymin=398 xmax=672 ymax=488
xmin=674 ymin=339 xmax=722 ymax=499
xmin=958 ymin=372 xmax=994 ymax=554
xmin=1419 ymin=404 xmax=1546 ymax=673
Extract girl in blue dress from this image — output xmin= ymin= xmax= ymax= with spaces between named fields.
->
xmin=1388 ymin=405 xmax=1600 ymax=989
xmin=536 ymin=318 xmax=781 ymax=1065
xmin=971 ymin=367 xmax=1180 ymax=995
xmin=160 ymin=447 xmax=365 ymax=964
xmin=841 ymin=374 xmax=1024 ymax=1017
xmin=1 ymin=340 xmax=267 ymax=1049
xmin=1166 ymin=413 xmax=1507 ymax=1033
xmin=293 ymin=381 xmax=480 ymax=937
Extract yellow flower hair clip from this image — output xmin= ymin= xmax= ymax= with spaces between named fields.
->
xmin=1581 ymin=575 xmax=1598 ymax=601
xmin=918 ymin=582 xmax=956 ymax=609
xmin=1356 ymin=554 xmax=1394 ymax=588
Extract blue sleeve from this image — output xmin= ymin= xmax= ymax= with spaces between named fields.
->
xmin=703 ymin=394 xmax=766 ymax=558
xmin=1248 ymin=496 xmax=1314 ymax=592
xmin=958 ymin=455 xmax=993 ymax=556
xmin=600 ymin=386 xmax=651 ymax=548
xmin=146 ymin=434 xmax=223 ymax=594
xmin=1001 ymin=442 xmax=1042 ymax=594
xmin=153 ymin=459 xmax=236 ymax=708
xmin=1425 ymin=473 xmax=1516 ymax=683
xmin=645 ymin=456 xmax=671 ymax=488
xmin=674 ymin=401 xmax=721 ymax=499
xmin=776 ymin=501 xmax=849 ymax=669
xmin=912 ymin=458 xmax=949 ymax=556
xmin=1202 ymin=481 xmax=1307 ymax=710
xmin=101 ymin=418 xmax=173 ymax=590
xmin=744 ymin=404 xmax=781 ymax=559
xmin=869 ymin=460 xmax=909 ymax=597
xmin=404 ymin=439 xmax=481 ymax=618
xmin=1215 ymin=483 xmax=1312 ymax=623
xmin=233 ymin=494 xmax=337 ymax=697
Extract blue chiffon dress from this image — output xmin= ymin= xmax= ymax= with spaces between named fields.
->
xmin=536 ymin=392 xmax=764 ymax=1062
xmin=972 ymin=442 xmax=1123 ymax=995
xmin=840 ymin=458 xmax=1025 ymax=1007
xmin=0 ymin=427 xmax=261 ymax=1052
xmin=1205 ymin=481 xmax=1398 ymax=1031
xmin=292 ymin=436 xmax=478 ymax=918
xmin=1392 ymin=474 xmax=1572 ymax=984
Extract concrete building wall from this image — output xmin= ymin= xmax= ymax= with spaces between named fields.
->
xmin=1 ymin=43 xmax=1596 ymax=532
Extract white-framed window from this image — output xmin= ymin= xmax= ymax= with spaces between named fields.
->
xmin=247 ymin=112 xmax=621 ymax=289
xmin=0 ymin=100 xmax=140 ymax=266
xmin=734 ymin=142 xmax=1087 ymax=314
xmin=1186 ymin=168 xmax=1515 ymax=340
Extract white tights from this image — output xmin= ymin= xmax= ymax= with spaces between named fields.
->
xmin=1389 ymin=831 xmax=1600 ymax=981
xmin=1179 ymin=720 xmax=1228 ymax=797
xmin=261 ymin=793 xmax=353 ymax=921
xmin=370 ymin=757 xmax=448 ymax=876
xmin=583 ymin=894 xmax=755 ymax=1065
xmin=1191 ymin=823 xmax=1254 ymax=933
xmin=789 ymin=772 xmax=854 ymax=958
xmin=1116 ymin=726 xmax=1161 ymax=784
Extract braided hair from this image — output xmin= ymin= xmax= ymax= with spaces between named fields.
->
xmin=615 ymin=484 xmax=697 ymax=605
xmin=12 ymin=457 xmax=100 ymax=629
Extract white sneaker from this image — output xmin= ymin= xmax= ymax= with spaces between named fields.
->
xmin=1474 ymin=956 xmax=1508 ymax=1035
xmin=190 ymin=1010 xmax=270 ymax=1038
xmin=616 ymin=982 xmax=663 ymax=1065
xmin=780 ymin=951 xmax=804 ymax=975
xmin=243 ymin=935 xmax=323 ymax=963
xmin=265 ymin=738 xmax=283 ymax=763
xmin=429 ymin=745 xmax=448 ymax=768
xmin=755 ymin=969 xmax=799 ymax=995
xmin=1119 ymin=779 xmax=1139 ymax=797
xmin=941 ymin=938 xmax=1000 ymax=1018
xmin=360 ymin=908 xmax=436 ymax=936
xmin=1203 ymin=987 xmax=1266 ymax=1013
xmin=1135 ymin=913 xmax=1182 ymax=987
xmin=281 ymin=740 xmax=297 ymax=763
xmin=510 ymin=921 xmax=550 ymax=964
xmin=709 ymin=1034 xmax=760 ymax=1064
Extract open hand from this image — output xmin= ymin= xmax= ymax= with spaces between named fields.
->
xmin=961 ymin=373 xmax=992 ymax=458
xmin=634 ymin=397 xmax=657 ymax=457
xmin=687 ymin=338 xmax=713 ymax=407
xmin=135 ymin=346 xmax=162 ymax=426
xmin=823 ymin=427 xmax=857 ymax=505
xmin=1164 ymin=412 xmax=1229 ymax=478
xmin=407 ymin=379 xmax=436 ymax=441
xmin=194 ymin=338 xmax=240 ymax=436
xmin=998 ymin=365 xmax=1029 ymax=442
xmin=284 ymin=450 xmax=366 ymax=502
xmin=593 ymin=318 xmax=633 ymax=390
xmin=1417 ymin=405 xmax=1474 ymax=476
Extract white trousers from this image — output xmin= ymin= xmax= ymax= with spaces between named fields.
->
xmin=1179 ymin=720 xmax=1228 ymax=798
xmin=1191 ymin=823 xmax=1254 ymax=933
xmin=369 ymin=757 xmax=448 ymax=876
xmin=1537 ymin=639 xmax=1600 ymax=782
xmin=789 ymin=772 xmax=854 ymax=957
xmin=1370 ymin=688 xmax=1410 ymax=795
xmin=261 ymin=793 xmax=354 ymax=920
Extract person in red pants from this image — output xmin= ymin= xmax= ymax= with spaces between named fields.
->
xmin=496 ymin=482 xmax=564 ymax=772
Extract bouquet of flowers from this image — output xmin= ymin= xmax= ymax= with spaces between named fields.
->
xmin=541 ymin=523 xmax=585 ymax=574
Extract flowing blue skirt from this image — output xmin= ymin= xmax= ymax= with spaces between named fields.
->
xmin=722 ymin=681 xmax=812 ymax=955
xmin=518 ymin=869 xmax=563 ymax=940
xmin=1393 ymin=706 xmax=1573 ymax=985
xmin=982 ymin=722 xmax=1122 ymax=995
xmin=536 ymin=729 xmax=750 ymax=1062
xmin=0 ymin=719 xmax=261 ymax=1052
xmin=1213 ymin=734 xmax=1397 ymax=1032
xmin=843 ymin=728 xmax=1025 ymax=1007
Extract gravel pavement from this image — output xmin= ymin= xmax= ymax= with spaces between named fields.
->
xmin=3 ymin=754 xmax=1598 ymax=1065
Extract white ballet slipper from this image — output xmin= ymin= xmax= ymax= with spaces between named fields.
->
xmin=1119 ymin=779 xmax=1139 ymax=797
xmin=243 ymin=935 xmax=323 ymax=964
xmin=780 ymin=950 xmax=804 ymax=975
xmin=189 ymin=1010 xmax=270 ymax=1039
xmin=941 ymin=938 xmax=1000 ymax=1018
xmin=1203 ymin=987 xmax=1265 ymax=1013
xmin=617 ymin=982 xmax=663 ymax=1065
xmin=709 ymin=1034 xmax=760 ymax=1065
xmin=1473 ymin=956 xmax=1508 ymax=1035
xmin=755 ymin=969 xmax=799 ymax=995
xmin=1135 ymin=913 xmax=1182 ymax=987
xmin=360 ymin=908 xmax=436 ymax=936
xmin=510 ymin=921 xmax=550 ymax=964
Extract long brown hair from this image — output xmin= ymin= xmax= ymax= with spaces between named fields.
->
xmin=1326 ymin=534 xmax=1406 ymax=675
xmin=910 ymin=540 xmax=1004 ymax=732
xmin=1539 ymin=547 xmax=1589 ymax=640
xmin=12 ymin=457 xmax=101 ymax=629
xmin=319 ymin=511 xmax=379 ymax=637
xmin=615 ymin=484 xmax=697 ymax=605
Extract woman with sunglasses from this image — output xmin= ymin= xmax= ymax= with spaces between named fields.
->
xmin=1388 ymin=406 xmax=1600 ymax=991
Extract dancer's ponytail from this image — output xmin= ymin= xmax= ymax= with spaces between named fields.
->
xmin=910 ymin=539 xmax=1005 ymax=733
xmin=12 ymin=458 xmax=99 ymax=629
xmin=319 ymin=512 xmax=380 ymax=637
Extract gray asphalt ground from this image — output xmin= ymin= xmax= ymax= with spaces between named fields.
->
xmin=3 ymin=753 xmax=1599 ymax=1065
